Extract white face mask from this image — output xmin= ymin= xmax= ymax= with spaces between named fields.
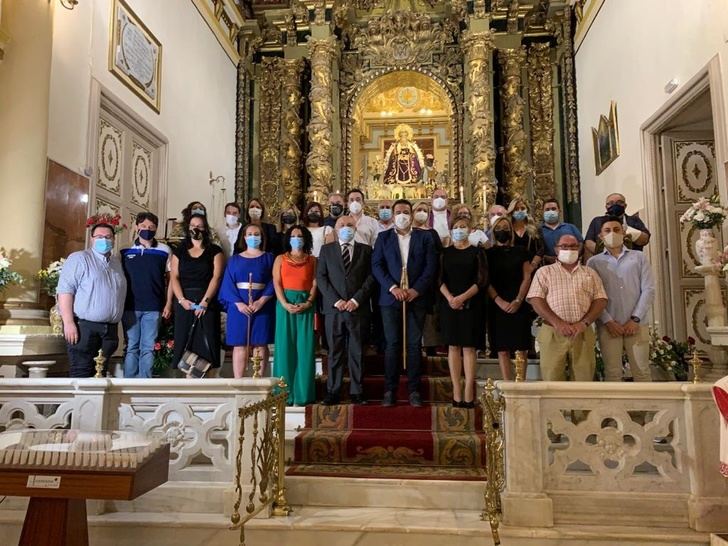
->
xmin=414 ymin=210 xmax=429 ymax=224
xmin=489 ymin=213 xmax=503 ymax=224
xmin=603 ymin=232 xmax=624 ymax=249
xmin=394 ymin=213 xmax=411 ymax=230
xmin=432 ymin=197 xmax=447 ymax=210
xmin=225 ymin=214 xmax=239 ymax=227
xmin=348 ymin=201 xmax=363 ymax=215
xmin=248 ymin=207 xmax=262 ymax=220
xmin=558 ymin=249 xmax=579 ymax=265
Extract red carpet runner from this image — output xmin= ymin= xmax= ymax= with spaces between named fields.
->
xmin=287 ymin=356 xmax=487 ymax=480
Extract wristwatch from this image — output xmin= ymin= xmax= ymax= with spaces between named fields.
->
xmin=630 ymin=315 xmax=641 ymax=323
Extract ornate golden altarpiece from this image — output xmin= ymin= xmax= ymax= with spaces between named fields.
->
xmin=231 ymin=0 xmax=581 ymax=224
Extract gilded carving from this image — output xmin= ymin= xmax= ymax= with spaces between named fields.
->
xmin=306 ymin=36 xmax=337 ymax=199
xmin=462 ymin=30 xmax=496 ymax=212
xmin=527 ymin=42 xmax=555 ymax=217
xmin=281 ymin=59 xmax=305 ymax=210
xmin=313 ymin=0 xmax=326 ymax=25
xmin=259 ymin=57 xmax=283 ymax=217
xmin=499 ymin=46 xmax=529 ymax=201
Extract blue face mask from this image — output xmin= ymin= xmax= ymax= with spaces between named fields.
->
xmin=452 ymin=227 xmax=469 ymax=242
xmin=93 ymin=238 xmax=113 ymax=254
xmin=245 ymin=235 xmax=262 ymax=249
xmin=191 ymin=208 xmax=205 ymax=216
xmin=290 ymin=237 xmax=304 ymax=251
xmin=339 ymin=226 xmax=355 ymax=242
xmin=378 ymin=208 xmax=392 ymax=221
xmin=138 ymin=229 xmax=156 ymax=241
xmin=513 ymin=210 xmax=528 ymax=222
xmin=543 ymin=210 xmax=559 ymax=224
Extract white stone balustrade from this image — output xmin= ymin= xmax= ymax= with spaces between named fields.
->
xmin=0 ymin=378 xmax=279 ymax=514
xmin=498 ymin=381 xmax=728 ymax=533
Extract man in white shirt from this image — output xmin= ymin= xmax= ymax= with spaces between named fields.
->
xmin=428 ymin=188 xmax=451 ymax=246
xmin=219 ymin=202 xmax=243 ymax=256
xmin=347 ymin=188 xmax=379 ymax=247
xmin=377 ymin=199 xmax=395 ymax=234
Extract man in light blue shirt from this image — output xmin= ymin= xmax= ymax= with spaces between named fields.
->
xmin=57 ymin=222 xmax=127 ymax=377
xmin=540 ymin=198 xmax=583 ymax=264
xmin=587 ymin=217 xmax=655 ymax=381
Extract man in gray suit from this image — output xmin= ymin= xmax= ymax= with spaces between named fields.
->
xmin=317 ymin=215 xmax=375 ymax=405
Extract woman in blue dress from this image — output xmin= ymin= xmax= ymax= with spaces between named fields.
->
xmin=219 ymin=224 xmax=276 ymax=378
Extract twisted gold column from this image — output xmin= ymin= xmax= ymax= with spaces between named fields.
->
xmin=306 ymin=36 xmax=337 ymax=200
xmin=462 ymin=30 xmax=496 ymax=215
xmin=499 ymin=46 xmax=529 ymax=202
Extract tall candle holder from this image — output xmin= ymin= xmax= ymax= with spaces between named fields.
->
xmin=93 ymin=350 xmax=106 ymax=379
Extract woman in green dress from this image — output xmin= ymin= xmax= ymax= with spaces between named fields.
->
xmin=272 ymin=225 xmax=317 ymax=405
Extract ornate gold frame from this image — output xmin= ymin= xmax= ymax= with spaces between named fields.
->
xmin=108 ymin=0 xmax=163 ymax=114
xmin=592 ymin=101 xmax=620 ymax=176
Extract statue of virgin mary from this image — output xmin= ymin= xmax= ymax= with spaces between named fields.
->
xmin=383 ymin=124 xmax=425 ymax=185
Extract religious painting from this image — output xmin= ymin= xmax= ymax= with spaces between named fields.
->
xmin=591 ymin=101 xmax=620 ymax=175
xmin=109 ymin=0 xmax=162 ymax=113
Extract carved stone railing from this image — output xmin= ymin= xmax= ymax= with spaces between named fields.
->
xmin=497 ymin=381 xmax=728 ymax=532
xmin=0 ymin=378 xmax=278 ymax=486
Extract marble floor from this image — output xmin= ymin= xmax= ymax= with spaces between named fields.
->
xmin=0 ymin=505 xmax=712 ymax=546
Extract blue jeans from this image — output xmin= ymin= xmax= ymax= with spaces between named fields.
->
xmin=123 ymin=310 xmax=160 ymax=378
xmin=380 ymin=302 xmax=426 ymax=395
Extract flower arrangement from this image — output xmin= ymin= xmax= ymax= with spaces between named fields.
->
xmin=679 ymin=194 xmax=727 ymax=229
xmin=0 ymin=254 xmax=23 ymax=293
xmin=649 ymin=328 xmax=695 ymax=381
xmin=86 ymin=213 xmax=127 ymax=234
xmin=153 ymin=319 xmax=175 ymax=375
xmin=36 ymin=258 xmax=65 ymax=297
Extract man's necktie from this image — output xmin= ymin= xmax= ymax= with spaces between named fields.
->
xmin=342 ymin=243 xmax=351 ymax=273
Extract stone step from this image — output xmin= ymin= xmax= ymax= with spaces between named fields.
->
xmin=285 ymin=475 xmax=485 ymax=510
xmin=0 ymin=508 xmax=710 ymax=546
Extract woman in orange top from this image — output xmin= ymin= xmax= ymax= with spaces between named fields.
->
xmin=273 ymin=225 xmax=317 ymax=405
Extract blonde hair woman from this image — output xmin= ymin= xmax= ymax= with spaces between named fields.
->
xmin=507 ymin=198 xmax=544 ymax=271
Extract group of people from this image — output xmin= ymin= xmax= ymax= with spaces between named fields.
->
xmin=56 ymin=188 xmax=654 ymax=408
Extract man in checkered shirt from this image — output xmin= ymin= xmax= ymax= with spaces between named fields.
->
xmin=527 ymin=234 xmax=608 ymax=381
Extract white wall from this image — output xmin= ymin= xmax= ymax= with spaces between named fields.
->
xmin=575 ymin=0 xmax=728 ymax=224
xmin=47 ymin=0 xmax=237 ymax=222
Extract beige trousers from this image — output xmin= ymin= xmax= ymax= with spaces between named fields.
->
xmin=597 ymin=324 xmax=651 ymax=382
xmin=537 ymin=324 xmax=596 ymax=381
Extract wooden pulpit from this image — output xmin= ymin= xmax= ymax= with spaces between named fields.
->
xmin=0 ymin=430 xmax=170 ymax=546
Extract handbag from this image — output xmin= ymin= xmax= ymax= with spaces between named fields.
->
xmin=177 ymin=317 xmax=212 ymax=378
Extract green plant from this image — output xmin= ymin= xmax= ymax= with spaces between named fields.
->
xmin=153 ymin=319 xmax=175 ymax=375
xmin=0 ymin=254 xmax=23 ymax=293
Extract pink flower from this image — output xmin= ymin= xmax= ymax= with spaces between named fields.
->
xmin=687 ymin=336 xmax=696 ymax=345
xmin=166 ymin=340 xmax=174 ymax=349
xmin=154 ymin=342 xmax=162 ymax=351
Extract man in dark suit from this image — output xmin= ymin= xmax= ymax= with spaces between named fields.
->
xmin=317 ymin=215 xmax=376 ymax=405
xmin=372 ymin=199 xmax=438 ymax=407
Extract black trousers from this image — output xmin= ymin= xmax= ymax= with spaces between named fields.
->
xmin=67 ymin=318 xmax=119 ymax=378
xmin=380 ymin=302 xmax=426 ymax=394
xmin=325 ymin=311 xmax=368 ymax=396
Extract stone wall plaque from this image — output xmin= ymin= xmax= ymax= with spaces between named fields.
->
xmin=109 ymin=0 xmax=162 ymax=113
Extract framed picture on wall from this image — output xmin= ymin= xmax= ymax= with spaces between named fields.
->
xmin=109 ymin=0 xmax=162 ymax=113
xmin=591 ymin=101 xmax=620 ymax=175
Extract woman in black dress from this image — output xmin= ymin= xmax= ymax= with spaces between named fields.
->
xmin=439 ymin=217 xmax=488 ymax=407
xmin=486 ymin=217 xmax=532 ymax=380
xmin=170 ymin=213 xmax=225 ymax=375
xmin=507 ymin=197 xmax=544 ymax=272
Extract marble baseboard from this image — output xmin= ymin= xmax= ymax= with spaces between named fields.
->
xmin=0 ymin=508 xmax=710 ymax=546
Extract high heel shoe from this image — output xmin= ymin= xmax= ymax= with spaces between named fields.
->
xmin=462 ymin=400 xmax=475 ymax=409
xmin=452 ymin=399 xmax=463 ymax=408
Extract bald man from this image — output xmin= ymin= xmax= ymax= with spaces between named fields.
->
xmin=584 ymin=193 xmax=650 ymax=255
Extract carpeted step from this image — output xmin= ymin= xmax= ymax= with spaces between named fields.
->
xmin=304 ymin=403 xmax=482 ymax=432
xmin=294 ymin=429 xmax=487 ymax=468
xmin=315 ymin=375 xmax=463 ymax=403
xmin=320 ymin=355 xmax=452 ymax=378
xmin=286 ymin=463 xmax=487 ymax=481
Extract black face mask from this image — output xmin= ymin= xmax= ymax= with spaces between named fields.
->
xmin=607 ymin=203 xmax=626 ymax=217
xmin=282 ymin=214 xmax=296 ymax=225
xmin=330 ymin=204 xmax=344 ymax=217
xmin=308 ymin=212 xmax=322 ymax=223
xmin=494 ymin=230 xmax=511 ymax=244
xmin=189 ymin=228 xmax=205 ymax=241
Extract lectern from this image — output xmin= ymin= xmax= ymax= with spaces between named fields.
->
xmin=0 ymin=429 xmax=170 ymax=546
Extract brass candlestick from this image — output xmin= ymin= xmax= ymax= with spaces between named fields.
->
xmin=690 ymin=349 xmax=702 ymax=384
xmin=93 ymin=349 xmax=106 ymax=378
xmin=514 ymin=351 xmax=526 ymax=382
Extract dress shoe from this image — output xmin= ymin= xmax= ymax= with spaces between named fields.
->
xmin=382 ymin=391 xmax=395 ymax=407
xmin=409 ymin=391 xmax=423 ymax=407
xmin=461 ymin=400 xmax=475 ymax=409
xmin=452 ymin=399 xmax=463 ymax=408
xmin=322 ymin=393 xmax=339 ymax=406
xmin=350 ymin=394 xmax=367 ymax=405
